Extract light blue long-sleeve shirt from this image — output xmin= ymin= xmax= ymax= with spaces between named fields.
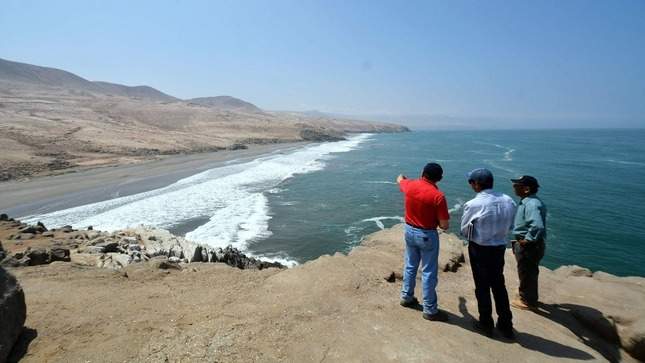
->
xmin=513 ymin=194 xmax=547 ymax=242
xmin=460 ymin=189 xmax=517 ymax=246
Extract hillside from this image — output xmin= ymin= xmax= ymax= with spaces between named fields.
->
xmin=0 ymin=58 xmax=407 ymax=181
xmin=91 ymin=81 xmax=178 ymax=102
xmin=187 ymin=96 xmax=263 ymax=113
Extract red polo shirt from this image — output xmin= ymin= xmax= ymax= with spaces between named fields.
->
xmin=399 ymin=178 xmax=450 ymax=229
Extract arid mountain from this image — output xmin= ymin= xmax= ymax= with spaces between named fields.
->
xmin=0 ymin=58 xmax=176 ymax=101
xmin=91 ymin=81 xmax=177 ymax=102
xmin=0 ymin=58 xmax=407 ymax=181
xmin=187 ymin=96 xmax=262 ymax=113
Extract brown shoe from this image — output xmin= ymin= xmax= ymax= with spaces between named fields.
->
xmin=511 ymin=298 xmax=536 ymax=310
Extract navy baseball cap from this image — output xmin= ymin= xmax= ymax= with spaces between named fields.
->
xmin=467 ymin=168 xmax=494 ymax=184
xmin=511 ymin=175 xmax=540 ymax=188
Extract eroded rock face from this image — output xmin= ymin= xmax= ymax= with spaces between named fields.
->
xmin=0 ymin=267 xmax=26 ymax=362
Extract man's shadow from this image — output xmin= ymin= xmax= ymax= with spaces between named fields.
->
xmin=409 ymin=297 xmax=595 ymax=360
xmin=532 ymin=302 xmax=623 ymax=363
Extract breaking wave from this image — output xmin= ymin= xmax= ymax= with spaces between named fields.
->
xmin=22 ymin=134 xmax=373 ymax=257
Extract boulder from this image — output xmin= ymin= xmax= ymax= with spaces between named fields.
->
xmin=95 ymin=242 xmax=119 ymax=253
xmin=215 ymin=248 xmax=225 ymax=262
xmin=73 ymin=233 xmax=88 ymax=240
xmin=89 ymin=237 xmax=105 ymax=245
xmin=0 ymin=241 xmax=5 ymax=262
xmin=60 ymin=225 xmax=74 ymax=233
xmin=50 ymin=247 xmax=71 ymax=262
xmin=201 ymin=248 xmax=209 ymax=262
xmin=82 ymin=246 xmax=106 ymax=254
xmin=36 ymin=221 xmax=48 ymax=232
xmin=87 ymin=231 xmax=100 ymax=239
xmin=121 ymin=237 xmax=138 ymax=244
xmin=151 ymin=259 xmax=182 ymax=270
xmin=188 ymin=245 xmax=200 ymax=262
xmin=0 ymin=213 xmax=9 ymax=221
xmin=0 ymin=249 xmax=30 ymax=267
xmin=70 ymin=252 xmax=103 ymax=267
xmin=26 ymin=248 xmax=50 ymax=266
xmin=0 ymin=256 xmax=29 ymax=268
xmin=18 ymin=226 xmax=38 ymax=234
xmin=42 ymin=231 xmax=55 ymax=238
xmin=99 ymin=253 xmax=132 ymax=270
xmin=0 ymin=267 xmax=26 ymax=362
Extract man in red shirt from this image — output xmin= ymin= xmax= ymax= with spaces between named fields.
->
xmin=397 ymin=162 xmax=450 ymax=321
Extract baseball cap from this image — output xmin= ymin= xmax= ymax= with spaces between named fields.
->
xmin=511 ymin=175 xmax=540 ymax=188
xmin=467 ymin=168 xmax=493 ymax=184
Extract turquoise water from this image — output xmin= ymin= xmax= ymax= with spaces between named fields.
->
xmin=251 ymin=129 xmax=645 ymax=277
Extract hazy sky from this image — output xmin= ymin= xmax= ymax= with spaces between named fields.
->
xmin=2 ymin=0 xmax=644 ymax=127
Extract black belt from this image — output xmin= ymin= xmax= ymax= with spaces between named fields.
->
xmin=406 ymin=222 xmax=436 ymax=230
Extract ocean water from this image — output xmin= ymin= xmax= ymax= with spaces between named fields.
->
xmin=23 ymin=129 xmax=645 ymax=276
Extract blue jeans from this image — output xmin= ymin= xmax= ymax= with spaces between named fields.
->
xmin=401 ymin=225 xmax=440 ymax=315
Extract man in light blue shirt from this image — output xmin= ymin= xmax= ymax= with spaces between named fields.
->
xmin=461 ymin=168 xmax=516 ymax=339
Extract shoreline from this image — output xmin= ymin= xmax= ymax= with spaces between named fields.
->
xmin=0 ymin=141 xmax=309 ymax=218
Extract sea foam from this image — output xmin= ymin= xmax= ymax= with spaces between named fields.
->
xmin=22 ymin=134 xmax=373 ymax=256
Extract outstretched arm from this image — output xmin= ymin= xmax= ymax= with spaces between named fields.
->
xmin=396 ymin=174 xmax=407 ymax=184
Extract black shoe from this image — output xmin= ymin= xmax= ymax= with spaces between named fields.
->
xmin=497 ymin=325 xmax=516 ymax=340
xmin=423 ymin=310 xmax=449 ymax=322
xmin=472 ymin=320 xmax=494 ymax=337
xmin=400 ymin=297 xmax=419 ymax=308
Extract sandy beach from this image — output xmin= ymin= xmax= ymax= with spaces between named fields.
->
xmin=0 ymin=142 xmax=307 ymax=218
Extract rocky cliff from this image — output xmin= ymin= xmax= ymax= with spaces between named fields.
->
xmin=1 ymin=220 xmax=643 ymax=362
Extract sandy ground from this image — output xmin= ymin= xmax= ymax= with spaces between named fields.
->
xmin=5 ymin=225 xmax=644 ymax=362
xmin=0 ymin=142 xmax=306 ymax=218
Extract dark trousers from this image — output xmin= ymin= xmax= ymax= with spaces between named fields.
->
xmin=468 ymin=242 xmax=512 ymax=329
xmin=513 ymin=240 xmax=545 ymax=305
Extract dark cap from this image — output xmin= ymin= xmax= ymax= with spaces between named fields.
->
xmin=511 ymin=175 xmax=540 ymax=188
xmin=422 ymin=162 xmax=443 ymax=181
xmin=467 ymin=168 xmax=493 ymax=184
